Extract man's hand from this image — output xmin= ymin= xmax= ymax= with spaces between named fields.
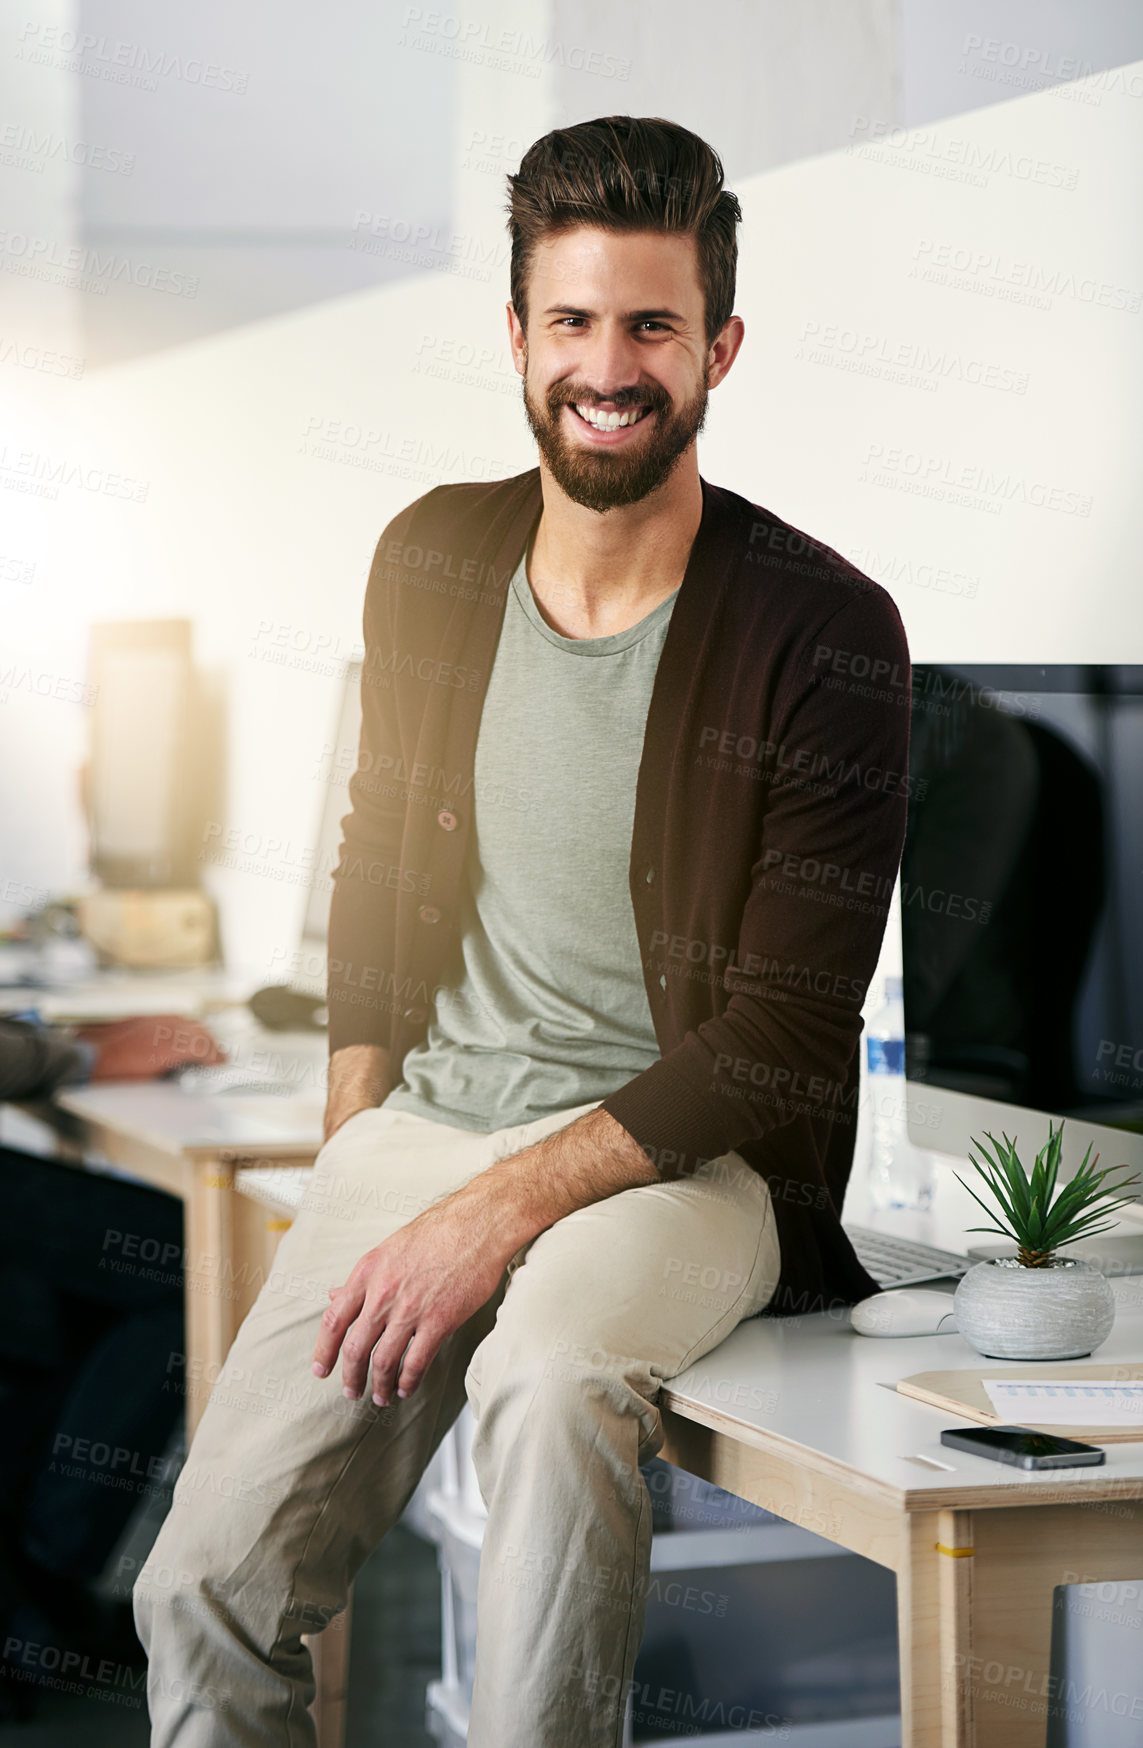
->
xmin=311 ymin=1105 xmax=658 ymax=1406
xmin=73 ymin=1015 xmax=226 ymax=1080
xmin=312 ymin=1173 xmax=522 ymax=1406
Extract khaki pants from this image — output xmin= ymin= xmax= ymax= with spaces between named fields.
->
xmin=134 ymin=1098 xmax=781 ymax=1747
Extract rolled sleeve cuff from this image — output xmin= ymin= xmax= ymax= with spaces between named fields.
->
xmin=599 ymin=1051 xmax=738 ymax=1181
xmin=57 ymin=1040 xmax=98 ymax=1087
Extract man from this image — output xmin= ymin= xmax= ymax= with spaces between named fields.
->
xmin=135 ymin=115 xmax=909 ymax=1746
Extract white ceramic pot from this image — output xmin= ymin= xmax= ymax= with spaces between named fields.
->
xmin=953 ymin=1257 xmax=1116 ymax=1361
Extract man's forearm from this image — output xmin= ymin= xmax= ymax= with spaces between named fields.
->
xmin=465 ymin=1104 xmax=660 ymax=1256
xmin=324 ymin=1043 xmax=391 ymax=1142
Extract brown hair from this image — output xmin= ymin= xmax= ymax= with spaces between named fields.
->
xmin=506 ymin=116 xmax=741 ymax=347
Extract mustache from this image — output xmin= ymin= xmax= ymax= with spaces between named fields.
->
xmin=549 ymin=389 xmax=665 ymax=411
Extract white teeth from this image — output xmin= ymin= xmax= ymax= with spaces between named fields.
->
xmin=573 ymin=403 xmax=648 ymax=430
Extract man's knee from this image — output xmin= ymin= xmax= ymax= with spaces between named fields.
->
xmin=131 ymin=1489 xmax=223 ymax=1615
xmin=131 ymin=1462 xmax=274 ymax=1612
xmin=131 ymin=1488 xmax=313 ymax=1649
xmin=467 ymin=1320 xmax=656 ymax=1448
xmin=130 ymin=1530 xmax=213 ymax=1651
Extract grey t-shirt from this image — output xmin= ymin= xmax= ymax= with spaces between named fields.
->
xmin=381 ymin=546 xmax=679 ymax=1132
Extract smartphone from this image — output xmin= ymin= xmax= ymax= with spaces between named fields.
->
xmin=940 ymin=1425 xmax=1106 ymax=1470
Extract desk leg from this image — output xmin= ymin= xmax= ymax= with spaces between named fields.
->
xmin=306 ymin=1592 xmax=353 ymax=1748
xmin=898 ymin=1511 xmax=944 ymax=1746
xmin=185 ymin=1154 xmax=241 ymax=1436
xmin=966 ymin=1501 xmax=1143 ymax=1746
xmin=899 ymin=1508 xmax=976 ymax=1746
xmin=229 ymin=1184 xmax=295 ymax=1325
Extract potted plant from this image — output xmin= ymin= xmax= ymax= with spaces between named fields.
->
xmin=953 ymin=1122 xmax=1140 ymax=1361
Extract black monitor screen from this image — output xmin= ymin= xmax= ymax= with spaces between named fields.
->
xmin=901 ymin=666 xmax=1143 ymax=1139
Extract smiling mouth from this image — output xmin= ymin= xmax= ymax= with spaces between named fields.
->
xmin=567 ymin=402 xmax=654 ymax=433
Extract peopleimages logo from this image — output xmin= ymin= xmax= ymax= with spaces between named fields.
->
xmin=0 ymin=441 xmax=148 ymax=503
xmin=0 ymin=231 xmax=199 ymax=297
xmin=846 ymin=545 xmax=981 ymax=600
xmin=910 ymin=239 xmax=1141 ymax=314
xmin=0 ymin=123 xmax=136 ymax=174
xmin=848 ymin=116 xmax=1079 ymax=191
xmin=796 ymin=320 xmax=1028 ymax=396
xmin=15 ymin=22 xmax=250 ymax=93
xmin=396 ymin=8 xmax=632 ymax=80
xmin=860 ymin=443 xmax=1093 ymax=518
xmin=958 ymin=34 xmax=1143 ymax=104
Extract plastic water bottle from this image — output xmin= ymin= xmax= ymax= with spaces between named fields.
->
xmin=866 ymin=976 xmax=932 ymax=1210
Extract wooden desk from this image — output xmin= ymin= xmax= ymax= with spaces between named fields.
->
xmin=53 ymin=1078 xmax=325 ymax=1433
xmin=3 ymin=977 xmax=327 ymax=1431
xmin=655 ymin=1166 xmax=1143 ymax=1747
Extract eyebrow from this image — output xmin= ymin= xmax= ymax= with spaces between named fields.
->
xmin=540 ymin=304 xmax=686 ymax=323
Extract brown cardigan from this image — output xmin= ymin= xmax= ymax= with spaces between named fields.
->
xmin=328 ymin=467 xmax=913 ymax=1316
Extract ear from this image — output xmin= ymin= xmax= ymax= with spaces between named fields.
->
xmin=706 ymin=314 xmax=745 ymax=391
xmin=506 ymin=302 xmax=527 ymax=376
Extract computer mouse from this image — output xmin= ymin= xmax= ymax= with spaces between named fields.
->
xmin=850 ymin=1289 xmax=959 ymax=1338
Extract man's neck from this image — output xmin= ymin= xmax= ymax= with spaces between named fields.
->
xmin=525 ymin=460 xmax=703 ymax=641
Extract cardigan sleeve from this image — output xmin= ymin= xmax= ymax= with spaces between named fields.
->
xmin=0 ymin=1019 xmax=96 ymax=1101
xmin=600 ymin=585 xmax=912 ymax=1179
xmin=326 ymin=493 xmax=435 ymax=1053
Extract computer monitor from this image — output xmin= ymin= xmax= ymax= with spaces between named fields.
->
xmin=902 ymin=664 xmax=1143 ymax=1193
xmin=87 ymin=619 xmax=198 ymax=887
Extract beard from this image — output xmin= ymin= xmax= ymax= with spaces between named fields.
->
xmin=521 ymin=356 xmax=710 ymax=514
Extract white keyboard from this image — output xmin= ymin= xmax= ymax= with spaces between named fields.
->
xmin=845 ymin=1224 xmax=970 ymax=1289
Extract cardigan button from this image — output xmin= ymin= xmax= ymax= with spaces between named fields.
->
xmin=403 ymin=1005 xmax=427 ymax=1024
xmin=658 ymin=974 xmax=667 ymax=992
xmin=437 ymin=809 xmax=458 ymax=831
xmin=418 ymin=905 xmax=440 ymax=924
xmin=644 ymin=866 xmax=655 ymax=884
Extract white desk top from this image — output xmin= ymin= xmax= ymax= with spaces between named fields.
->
xmin=0 ymin=964 xmax=253 ymax=1023
xmin=662 ymin=1276 xmax=1143 ymax=1510
xmin=56 ymin=1080 xmax=326 ymax=1156
xmin=662 ymin=1158 xmax=1143 ymax=1509
xmin=53 ymin=1002 xmax=328 ymax=1156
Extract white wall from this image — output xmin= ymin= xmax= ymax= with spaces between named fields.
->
xmin=899 ymin=0 xmax=1143 ymax=125
xmin=67 ymin=0 xmax=459 ymax=362
xmin=719 ymin=67 xmax=1142 ymax=658
xmin=3 ymin=58 xmax=1141 ymax=980
xmin=12 ymin=0 xmax=1143 ymax=369
xmin=0 ymin=0 xmax=88 ymax=919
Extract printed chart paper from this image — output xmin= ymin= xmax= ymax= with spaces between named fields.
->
xmin=983 ymin=1379 xmax=1143 ymax=1427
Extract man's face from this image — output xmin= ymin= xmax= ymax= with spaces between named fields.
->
xmin=510 ymin=227 xmax=725 ymax=514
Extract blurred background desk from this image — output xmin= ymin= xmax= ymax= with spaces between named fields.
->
xmin=53 ymin=1077 xmax=324 ymax=1434
xmin=4 ymin=983 xmax=328 ymax=1436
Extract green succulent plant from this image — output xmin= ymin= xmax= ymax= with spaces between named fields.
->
xmin=956 ymin=1121 xmax=1141 ymax=1269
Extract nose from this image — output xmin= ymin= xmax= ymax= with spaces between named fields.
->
xmin=575 ymin=320 xmax=647 ymax=405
